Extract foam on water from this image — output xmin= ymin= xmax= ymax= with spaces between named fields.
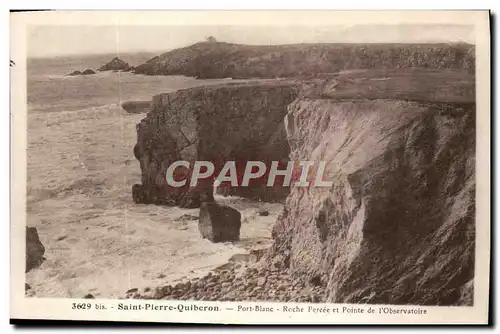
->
xmin=26 ymin=55 xmax=275 ymax=298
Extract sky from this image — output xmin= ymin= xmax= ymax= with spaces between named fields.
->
xmin=27 ymin=24 xmax=475 ymax=58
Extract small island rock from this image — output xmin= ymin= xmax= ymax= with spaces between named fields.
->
xmin=98 ymin=57 xmax=130 ymax=72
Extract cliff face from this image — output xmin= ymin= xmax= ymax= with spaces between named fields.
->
xmin=266 ymin=72 xmax=476 ymax=305
xmin=133 ymin=41 xmax=475 ymax=79
xmin=133 ymin=68 xmax=475 ymax=305
xmin=133 ymin=82 xmax=298 ymax=207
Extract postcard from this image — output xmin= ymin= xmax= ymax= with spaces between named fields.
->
xmin=10 ymin=10 xmax=490 ymax=325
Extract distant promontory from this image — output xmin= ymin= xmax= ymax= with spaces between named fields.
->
xmin=132 ymin=40 xmax=475 ymax=79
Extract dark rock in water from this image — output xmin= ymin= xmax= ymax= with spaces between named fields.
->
xmin=26 ymin=227 xmax=45 ymax=272
xmin=126 ymin=288 xmax=138 ymax=294
xmin=67 ymin=69 xmax=95 ymax=76
xmin=199 ymin=202 xmax=241 ymax=243
xmin=98 ymin=57 xmax=130 ymax=72
xmin=121 ymin=101 xmax=152 ymax=114
xmin=81 ymin=69 xmax=96 ymax=75
xmin=83 ymin=294 xmax=95 ymax=299
xmin=258 ymin=209 xmax=270 ymax=216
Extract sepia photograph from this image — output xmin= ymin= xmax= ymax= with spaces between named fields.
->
xmin=10 ymin=10 xmax=490 ymax=324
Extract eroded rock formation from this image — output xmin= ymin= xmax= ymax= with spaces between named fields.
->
xmin=266 ymin=70 xmax=476 ymax=306
xmin=133 ymin=82 xmax=298 ymax=207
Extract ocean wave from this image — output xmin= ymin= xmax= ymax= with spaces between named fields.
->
xmin=28 ymin=103 xmax=126 ymax=128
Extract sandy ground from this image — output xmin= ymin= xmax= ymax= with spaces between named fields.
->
xmin=26 ymin=105 xmax=282 ymax=298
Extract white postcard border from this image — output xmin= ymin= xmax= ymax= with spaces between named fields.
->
xmin=10 ymin=10 xmax=491 ymax=324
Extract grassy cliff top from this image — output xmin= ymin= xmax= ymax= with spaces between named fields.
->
xmin=147 ymin=68 xmax=474 ymax=105
xmin=134 ymin=41 xmax=475 ymax=79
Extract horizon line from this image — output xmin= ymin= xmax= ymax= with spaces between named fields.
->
xmin=27 ymin=40 xmax=475 ymax=59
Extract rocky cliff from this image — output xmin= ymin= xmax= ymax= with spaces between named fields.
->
xmin=133 ymin=82 xmax=298 ymax=207
xmin=133 ymin=68 xmax=475 ymax=305
xmin=266 ymin=69 xmax=476 ymax=306
xmin=133 ymin=41 xmax=475 ymax=79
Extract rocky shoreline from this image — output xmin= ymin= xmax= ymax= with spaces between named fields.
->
xmin=27 ymin=260 xmax=327 ymax=302
xmin=124 ymin=261 xmax=326 ymax=303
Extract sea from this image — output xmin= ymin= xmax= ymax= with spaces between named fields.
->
xmin=25 ymin=53 xmax=281 ymax=298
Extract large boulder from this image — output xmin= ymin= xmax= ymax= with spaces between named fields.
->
xmin=199 ymin=202 xmax=241 ymax=242
xmin=98 ymin=57 xmax=130 ymax=72
xmin=26 ymin=227 xmax=45 ymax=272
xmin=133 ymin=82 xmax=298 ymax=207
